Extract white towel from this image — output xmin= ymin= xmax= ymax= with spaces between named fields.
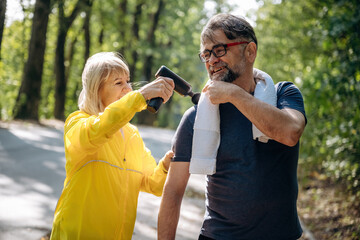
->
xmin=252 ymin=68 xmax=277 ymax=143
xmin=189 ymin=68 xmax=277 ymax=175
xmin=189 ymin=91 xmax=220 ymax=175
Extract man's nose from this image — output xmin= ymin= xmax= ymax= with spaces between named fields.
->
xmin=208 ymin=53 xmax=220 ymax=65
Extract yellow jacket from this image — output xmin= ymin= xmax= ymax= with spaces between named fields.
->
xmin=50 ymin=91 xmax=168 ymax=240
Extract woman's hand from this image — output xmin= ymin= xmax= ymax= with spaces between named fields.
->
xmin=162 ymin=150 xmax=174 ymax=171
xmin=139 ymin=77 xmax=175 ymax=103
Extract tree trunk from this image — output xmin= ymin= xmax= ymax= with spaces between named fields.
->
xmin=0 ymin=0 xmax=6 ymax=61
xmin=0 ymin=0 xmax=4 ymax=118
xmin=136 ymin=0 xmax=165 ymax=126
xmin=117 ymin=0 xmax=127 ymax=54
xmin=143 ymin=0 xmax=164 ymax=82
xmin=53 ymin=0 xmax=87 ymax=120
xmin=54 ymin=31 xmax=66 ymax=120
xmin=72 ymin=0 xmax=92 ymax=101
xmin=83 ymin=1 xmax=92 ymax=62
xmin=128 ymin=0 xmax=145 ymax=80
xmin=13 ymin=0 xmax=51 ymax=121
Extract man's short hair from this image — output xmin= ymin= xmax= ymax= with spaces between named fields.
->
xmin=201 ymin=13 xmax=257 ymax=47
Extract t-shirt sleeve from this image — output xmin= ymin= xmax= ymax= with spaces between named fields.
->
xmin=276 ymin=81 xmax=307 ymax=124
xmin=171 ymin=106 xmax=197 ymax=162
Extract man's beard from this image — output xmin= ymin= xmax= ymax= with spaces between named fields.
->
xmin=220 ymin=67 xmax=239 ymax=83
xmin=210 ymin=66 xmax=240 ymax=83
xmin=210 ymin=58 xmax=245 ymax=83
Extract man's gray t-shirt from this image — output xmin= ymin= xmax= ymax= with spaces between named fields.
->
xmin=172 ymin=82 xmax=306 ymax=240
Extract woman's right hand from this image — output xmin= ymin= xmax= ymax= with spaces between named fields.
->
xmin=162 ymin=150 xmax=174 ymax=171
xmin=139 ymin=77 xmax=175 ymax=103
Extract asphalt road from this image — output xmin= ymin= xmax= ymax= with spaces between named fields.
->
xmin=0 ymin=121 xmax=205 ymax=240
xmin=0 ymin=120 xmax=315 ymax=240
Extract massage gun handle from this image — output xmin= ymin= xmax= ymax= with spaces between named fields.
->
xmin=147 ymin=97 xmax=163 ymax=113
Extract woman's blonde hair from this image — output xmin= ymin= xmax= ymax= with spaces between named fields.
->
xmin=78 ymin=52 xmax=129 ymax=115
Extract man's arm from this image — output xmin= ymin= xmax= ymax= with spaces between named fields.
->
xmin=158 ymin=162 xmax=190 ymax=240
xmin=204 ymin=81 xmax=306 ymax=147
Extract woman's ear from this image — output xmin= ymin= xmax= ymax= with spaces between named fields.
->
xmin=246 ymin=42 xmax=257 ymax=63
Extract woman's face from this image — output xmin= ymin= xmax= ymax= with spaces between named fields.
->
xmin=99 ymin=71 xmax=132 ymax=109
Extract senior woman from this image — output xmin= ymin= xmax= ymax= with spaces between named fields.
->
xmin=50 ymin=52 xmax=175 ymax=240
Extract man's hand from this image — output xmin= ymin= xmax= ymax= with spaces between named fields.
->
xmin=203 ymin=80 xmax=239 ymax=105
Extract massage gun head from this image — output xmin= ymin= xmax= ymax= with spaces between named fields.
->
xmin=156 ymin=65 xmax=200 ymax=105
xmin=155 ymin=65 xmax=200 ymax=105
xmin=191 ymin=92 xmax=200 ymax=105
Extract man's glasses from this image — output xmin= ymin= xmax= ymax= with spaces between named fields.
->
xmin=198 ymin=41 xmax=249 ymax=63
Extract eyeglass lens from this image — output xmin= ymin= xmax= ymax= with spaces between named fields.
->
xmin=200 ymin=45 xmax=226 ymax=62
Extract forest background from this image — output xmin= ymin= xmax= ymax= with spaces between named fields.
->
xmin=0 ymin=0 xmax=359 ymax=238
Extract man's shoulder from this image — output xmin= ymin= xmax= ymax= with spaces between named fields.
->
xmin=275 ymin=81 xmax=296 ymax=89
xmin=182 ymin=105 xmax=197 ymax=120
xmin=175 ymin=105 xmax=197 ymax=134
xmin=275 ymin=81 xmax=302 ymax=96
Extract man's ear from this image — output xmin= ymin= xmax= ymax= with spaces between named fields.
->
xmin=246 ymin=42 xmax=257 ymax=63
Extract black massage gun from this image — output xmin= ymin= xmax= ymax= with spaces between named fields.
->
xmin=147 ymin=65 xmax=200 ymax=113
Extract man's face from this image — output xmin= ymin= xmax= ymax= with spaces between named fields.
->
xmin=201 ymin=29 xmax=247 ymax=83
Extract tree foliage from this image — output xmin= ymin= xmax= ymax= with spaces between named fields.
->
xmin=254 ymin=0 xmax=360 ymax=196
xmin=2 ymin=0 xmax=359 ymax=201
xmin=1 ymin=0 xmax=210 ymax=124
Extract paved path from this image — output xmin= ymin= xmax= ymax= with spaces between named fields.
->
xmin=0 ymin=120 xmax=314 ymax=240
xmin=0 ymin=121 xmax=205 ymax=240
xmin=131 ymin=126 xmax=205 ymax=240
